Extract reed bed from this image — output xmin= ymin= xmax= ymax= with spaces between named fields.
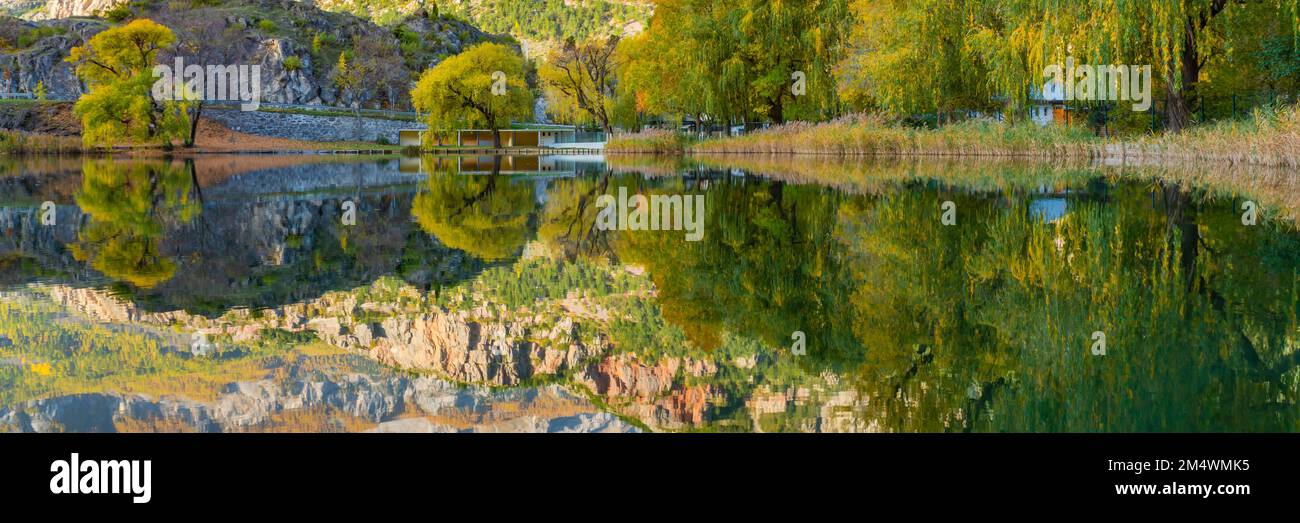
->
xmin=1125 ymin=105 xmax=1300 ymax=168
xmin=0 ymin=131 xmax=87 ymax=155
xmin=611 ymin=105 xmax=1300 ymax=169
xmin=605 ymin=128 xmax=692 ymax=154
xmin=688 ymin=114 xmax=1101 ymax=158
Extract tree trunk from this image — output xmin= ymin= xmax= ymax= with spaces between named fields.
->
xmin=492 ymin=128 xmax=502 ymax=149
xmin=1164 ymin=36 xmax=1200 ymax=133
xmin=352 ymin=101 xmax=363 ymax=141
xmin=1166 ymin=2 xmax=1225 ymax=133
xmin=768 ymin=99 xmax=785 ymax=125
xmin=186 ymin=101 xmax=203 ymax=148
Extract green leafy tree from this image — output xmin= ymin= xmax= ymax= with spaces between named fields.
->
xmin=615 ymin=0 xmax=850 ymax=126
xmin=410 ymin=42 xmax=533 ymax=148
xmin=65 ymin=19 xmax=188 ymax=147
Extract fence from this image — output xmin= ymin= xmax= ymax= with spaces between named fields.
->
xmin=204 ymin=101 xmax=420 ymax=121
xmin=1060 ymin=92 xmax=1294 ymax=133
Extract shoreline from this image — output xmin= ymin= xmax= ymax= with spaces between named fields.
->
xmin=601 ymin=146 xmax=1300 ymax=169
xmin=605 ymin=106 xmax=1300 ymax=169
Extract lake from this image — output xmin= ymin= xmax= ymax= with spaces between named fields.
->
xmin=1 ymin=154 xmax=1296 ymax=432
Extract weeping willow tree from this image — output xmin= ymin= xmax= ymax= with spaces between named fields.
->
xmin=605 ymin=171 xmax=859 ymax=356
xmin=597 ymin=158 xmax=1298 ymax=432
xmin=1034 ymin=0 xmax=1299 ymax=131
xmin=840 ymin=0 xmax=1300 ymax=130
xmin=827 ymin=173 xmax=1300 ymax=431
xmin=537 ymin=173 xmax=617 ymax=260
xmin=409 ymin=43 xmax=533 ymax=148
xmin=837 ymin=0 xmax=1013 ymax=119
xmin=617 ymin=0 xmax=851 ymax=125
xmin=616 ymin=1 xmax=725 ymax=124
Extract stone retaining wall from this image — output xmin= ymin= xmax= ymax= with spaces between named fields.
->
xmin=205 ymin=109 xmax=425 ymax=144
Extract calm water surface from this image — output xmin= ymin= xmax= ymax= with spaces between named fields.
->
xmin=1 ymin=154 xmax=1296 ymax=432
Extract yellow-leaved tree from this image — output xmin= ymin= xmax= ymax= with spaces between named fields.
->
xmin=410 ymin=42 xmax=533 ymax=148
xmin=66 ymin=19 xmax=189 ymax=147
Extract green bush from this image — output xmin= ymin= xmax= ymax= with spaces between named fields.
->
xmin=99 ymin=4 xmax=132 ymax=23
xmin=16 ymin=26 xmax=64 ymax=48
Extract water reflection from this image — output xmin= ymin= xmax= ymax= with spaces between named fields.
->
xmin=412 ymin=157 xmax=538 ymax=261
xmin=70 ymin=160 xmax=199 ymax=289
xmin=0 ymin=154 xmax=1296 ymax=432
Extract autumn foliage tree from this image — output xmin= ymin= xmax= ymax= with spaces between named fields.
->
xmin=615 ymin=0 xmax=851 ymax=127
xmin=541 ymin=35 xmax=619 ymax=133
xmin=411 ymin=158 xmax=536 ymax=261
xmin=410 ymin=42 xmax=533 ymax=148
xmin=836 ymin=0 xmax=1300 ymax=131
xmin=66 ymin=19 xmax=188 ymax=147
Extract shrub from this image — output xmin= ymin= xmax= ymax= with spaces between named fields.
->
xmin=99 ymin=4 xmax=132 ymax=23
xmin=16 ymin=26 xmax=64 ymax=48
xmin=605 ymin=128 xmax=691 ymax=154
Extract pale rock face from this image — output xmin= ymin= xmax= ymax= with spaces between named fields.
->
xmin=41 ymin=0 xmax=123 ymax=19
xmin=367 ymin=312 xmax=602 ymax=386
xmin=35 ymin=281 xmax=734 ymax=431
xmin=256 ymin=38 xmax=321 ymax=105
xmin=0 ymin=19 xmax=105 ymax=100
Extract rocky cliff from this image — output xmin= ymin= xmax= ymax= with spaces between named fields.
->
xmin=40 ymin=0 xmax=119 ymax=18
xmin=0 ymin=0 xmax=511 ymax=108
xmin=0 ymin=17 xmax=105 ymax=99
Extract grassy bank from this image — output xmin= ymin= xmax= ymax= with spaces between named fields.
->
xmin=1130 ymin=105 xmax=1300 ymax=168
xmin=605 ymin=128 xmax=693 ymax=154
xmin=609 ymin=104 xmax=1300 ymax=168
xmin=0 ymin=131 xmax=87 ymax=155
xmin=691 ymin=114 xmax=1100 ymax=158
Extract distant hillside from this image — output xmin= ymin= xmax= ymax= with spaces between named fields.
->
xmin=441 ymin=0 xmax=649 ymax=41
xmin=315 ymin=0 xmax=651 ymax=57
xmin=0 ymin=0 xmax=45 ymax=19
xmin=0 ymin=0 xmax=514 ymax=109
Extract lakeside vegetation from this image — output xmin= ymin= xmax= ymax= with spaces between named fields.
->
xmin=3 ymin=0 xmax=1291 ymax=166
xmin=0 ymin=131 xmax=87 ymax=155
xmin=609 ymin=104 xmax=1300 ymax=168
